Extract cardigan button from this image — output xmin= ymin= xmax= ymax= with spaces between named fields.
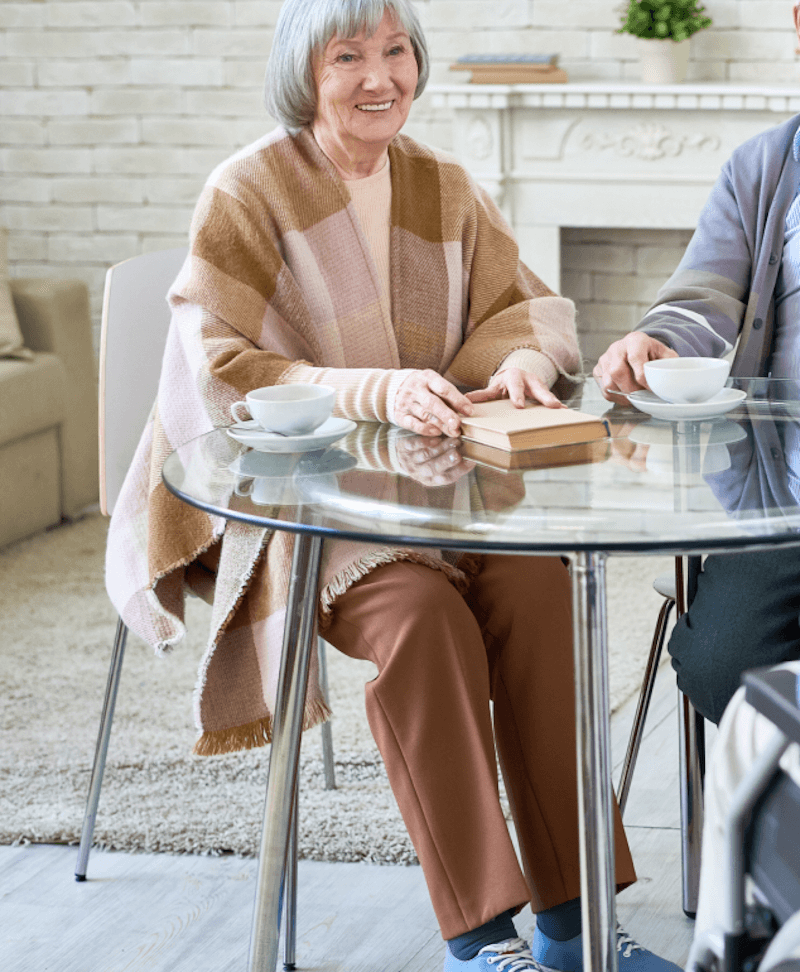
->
xmin=753 ymin=317 xmax=763 ymax=329
xmin=769 ymin=253 xmax=779 ymax=265
xmin=772 ymin=447 xmax=781 ymax=460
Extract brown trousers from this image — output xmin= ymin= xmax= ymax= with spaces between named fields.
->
xmin=323 ymin=554 xmax=636 ymax=940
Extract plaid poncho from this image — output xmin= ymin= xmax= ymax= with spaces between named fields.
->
xmin=106 ymin=127 xmax=580 ymax=755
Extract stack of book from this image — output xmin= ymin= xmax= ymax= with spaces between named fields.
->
xmin=450 ymin=54 xmax=568 ymax=85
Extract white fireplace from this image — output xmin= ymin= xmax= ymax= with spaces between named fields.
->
xmin=429 ymin=83 xmax=800 ymax=296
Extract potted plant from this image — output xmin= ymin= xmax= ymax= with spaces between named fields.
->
xmin=617 ymin=0 xmax=713 ymax=84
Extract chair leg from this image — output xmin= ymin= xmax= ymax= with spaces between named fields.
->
xmin=679 ymin=690 xmax=705 ymax=919
xmin=317 ymin=638 xmax=336 ymax=791
xmin=617 ymin=596 xmax=675 ymax=816
xmin=677 ymin=554 xmax=705 ymax=919
xmin=283 ymin=784 xmax=299 ymax=971
xmin=75 ymin=616 xmax=128 ymax=881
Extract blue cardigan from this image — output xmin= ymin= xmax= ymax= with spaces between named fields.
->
xmin=639 ymin=113 xmax=800 ymax=378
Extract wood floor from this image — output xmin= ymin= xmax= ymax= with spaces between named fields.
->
xmin=1 ymin=661 xmax=705 ymax=972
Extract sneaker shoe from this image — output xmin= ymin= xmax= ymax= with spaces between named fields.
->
xmin=444 ymin=937 xmax=547 ymax=971
xmin=530 ymin=924 xmax=682 ymax=972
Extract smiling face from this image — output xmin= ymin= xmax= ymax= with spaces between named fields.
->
xmin=311 ymin=9 xmax=419 ymax=178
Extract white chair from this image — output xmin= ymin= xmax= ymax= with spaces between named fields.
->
xmin=75 ymin=248 xmax=335 ymax=968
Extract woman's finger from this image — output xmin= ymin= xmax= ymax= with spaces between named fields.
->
xmin=502 ymin=370 xmax=527 ymax=407
xmin=426 ymin=374 xmax=474 ymax=415
xmin=521 ymin=374 xmax=565 ymax=409
xmin=397 ymin=410 xmax=444 ymax=437
xmin=414 ymin=392 xmax=463 ymax=436
xmin=465 ymin=386 xmax=501 ymax=403
xmin=394 ymin=370 xmax=473 ymax=435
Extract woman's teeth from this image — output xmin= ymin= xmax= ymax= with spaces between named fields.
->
xmin=357 ymin=102 xmax=392 ymax=111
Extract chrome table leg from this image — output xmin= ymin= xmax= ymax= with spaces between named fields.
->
xmin=248 ymin=532 xmax=323 ymax=972
xmin=570 ymin=551 xmax=617 ymax=972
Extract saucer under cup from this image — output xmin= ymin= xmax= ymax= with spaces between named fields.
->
xmin=227 ymin=416 xmax=356 ymax=453
xmin=627 ymin=387 xmax=746 ymax=421
xmin=230 ymin=384 xmax=336 ymax=436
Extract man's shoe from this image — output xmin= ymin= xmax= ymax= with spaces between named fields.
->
xmin=444 ymin=937 xmax=547 ymax=971
xmin=530 ymin=924 xmax=682 ymax=972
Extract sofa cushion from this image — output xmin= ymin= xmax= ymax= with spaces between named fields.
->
xmin=0 ymin=352 xmax=65 ymax=449
xmin=0 ymin=227 xmax=33 ymax=361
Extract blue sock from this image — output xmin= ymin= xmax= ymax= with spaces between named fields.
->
xmin=535 ymin=896 xmax=582 ymax=942
xmin=447 ymin=909 xmax=518 ymax=960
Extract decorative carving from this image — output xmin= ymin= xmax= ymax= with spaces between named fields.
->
xmin=581 ymin=124 xmax=720 ymax=161
xmin=466 ymin=116 xmax=493 ymax=160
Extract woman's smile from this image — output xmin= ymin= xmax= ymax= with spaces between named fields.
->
xmin=356 ymin=101 xmax=393 ymax=111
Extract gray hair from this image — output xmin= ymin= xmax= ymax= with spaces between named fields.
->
xmin=265 ymin=0 xmax=429 ymax=133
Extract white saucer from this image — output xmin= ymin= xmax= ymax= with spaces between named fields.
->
xmin=226 ymin=416 xmax=356 ymax=453
xmin=627 ymin=388 xmax=746 ymax=421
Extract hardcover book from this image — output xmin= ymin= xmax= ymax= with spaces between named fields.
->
xmin=460 ymin=399 xmax=609 ymax=452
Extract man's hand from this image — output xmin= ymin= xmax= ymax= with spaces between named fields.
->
xmin=394 ymin=434 xmax=474 ymax=487
xmin=394 ymin=369 xmax=474 ymax=437
xmin=593 ymin=334 xmax=677 ymax=402
xmin=465 ymin=367 xmax=564 ymax=409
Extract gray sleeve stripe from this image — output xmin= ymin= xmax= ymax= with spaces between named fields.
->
xmin=639 ymin=303 xmax=734 ymax=353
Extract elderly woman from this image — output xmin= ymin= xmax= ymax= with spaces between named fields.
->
xmin=106 ymin=1 xmax=682 ymax=970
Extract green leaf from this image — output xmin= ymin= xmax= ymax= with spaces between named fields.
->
xmin=617 ymin=0 xmax=712 ymax=39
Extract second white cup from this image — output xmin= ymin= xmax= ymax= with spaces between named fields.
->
xmin=231 ymin=384 xmax=336 ymax=436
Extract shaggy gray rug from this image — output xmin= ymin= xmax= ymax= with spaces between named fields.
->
xmin=0 ymin=514 xmax=673 ymax=863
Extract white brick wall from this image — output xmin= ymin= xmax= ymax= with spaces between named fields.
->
xmin=563 ymin=229 xmax=695 ymax=366
xmin=0 ymin=0 xmax=797 ymax=355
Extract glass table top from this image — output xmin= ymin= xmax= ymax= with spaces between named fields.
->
xmin=161 ymin=377 xmax=800 ymax=555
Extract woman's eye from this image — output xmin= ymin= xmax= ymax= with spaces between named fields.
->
xmin=338 ymin=53 xmax=355 ymax=63
xmin=388 ymin=46 xmax=404 ymax=56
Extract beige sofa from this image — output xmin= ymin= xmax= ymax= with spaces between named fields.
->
xmin=0 ymin=276 xmax=99 ymax=547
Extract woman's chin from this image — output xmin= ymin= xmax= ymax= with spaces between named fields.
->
xmin=350 ymin=109 xmax=406 ymax=141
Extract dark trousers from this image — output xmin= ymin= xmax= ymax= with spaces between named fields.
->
xmin=668 ymin=546 xmax=800 ymax=724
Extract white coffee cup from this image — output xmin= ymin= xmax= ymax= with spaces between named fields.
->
xmin=230 ymin=384 xmax=336 ymax=436
xmin=643 ymin=357 xmax=730 ymax=404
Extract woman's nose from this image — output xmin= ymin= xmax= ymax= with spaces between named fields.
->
xmin=361 ymin=59 xmax=391 ymax=91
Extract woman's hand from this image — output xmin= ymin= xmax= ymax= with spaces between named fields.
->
xmin=593 ymin=334 xmax=677 ymax=403
xmin=394 ymin=434 xmax=474 ymax=487
xmin=465 ymin=367 xmax=564 ymax=409
xmin=394 ymin=369 xmax=474 ymax=437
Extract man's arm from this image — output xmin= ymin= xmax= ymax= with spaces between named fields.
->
xmin=595 ymin=164 xmax=751 ymax=401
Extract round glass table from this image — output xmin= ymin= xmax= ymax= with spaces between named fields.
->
xmin=162 ymin=377 xmax=800 ymax=972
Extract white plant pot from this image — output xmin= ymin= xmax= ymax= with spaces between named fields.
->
xmin=638 ymin=38 xmax=691 ymax=84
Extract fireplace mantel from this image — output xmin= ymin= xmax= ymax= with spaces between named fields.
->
xmin=429 ymin=83 xmax=800 ymax=290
